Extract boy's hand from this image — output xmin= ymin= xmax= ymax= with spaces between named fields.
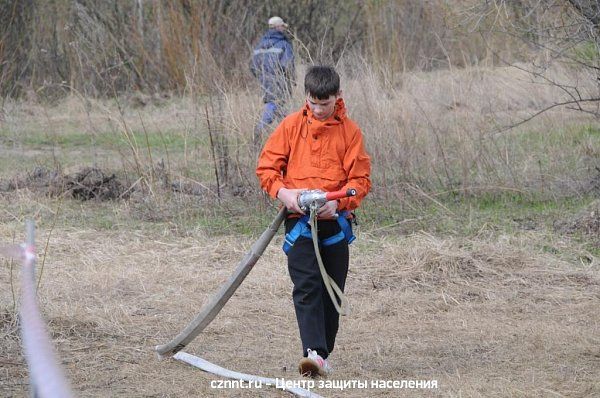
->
xmin=277 ymin=188 xmax=306 ymax=214
xmin=317 ymin=200 xmax=338 ymax=219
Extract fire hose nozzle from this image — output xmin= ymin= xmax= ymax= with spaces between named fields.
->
xmin=297 ymin=188 xmax=357 ymax=212
xmin=325 ymin=188 xmax=357 ymax=201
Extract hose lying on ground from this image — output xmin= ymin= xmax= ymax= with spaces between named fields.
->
xmin=0 ymin=220 xmax=74 ymax=398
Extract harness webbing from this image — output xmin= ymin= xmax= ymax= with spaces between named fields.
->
xmin=282 ymin=211 xmax=354 ymax=254
xmin=309 ymin=206 xmax=350 ymax=315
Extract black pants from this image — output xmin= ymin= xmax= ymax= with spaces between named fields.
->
xmin=285 ymin=218 xmax=350 ymax=360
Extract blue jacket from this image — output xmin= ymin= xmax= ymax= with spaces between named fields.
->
xmin=251 ymin=29 xmax=295 ymax=103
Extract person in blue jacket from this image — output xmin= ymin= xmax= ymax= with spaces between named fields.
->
xmin=251 ymin=16 xmax=295 ymax=149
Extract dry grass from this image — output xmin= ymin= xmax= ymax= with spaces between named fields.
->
xmin=1 ymin=193 xmax=599 ymax=397
xmin=344 ymin=61 xmax=599 ymax=195
xmin=2 ymin=61 xmax=597 ymax=198
xmin=1 ymin=60 xmax=599 ymax=396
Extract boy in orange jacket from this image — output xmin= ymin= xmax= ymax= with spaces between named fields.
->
xmin=256 ymin=65 xmax=371 ymax=377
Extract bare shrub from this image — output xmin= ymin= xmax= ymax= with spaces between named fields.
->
xmin=3 ymin=52 xmax=597 ymax=201
xmin=341 ymin=58 xmax=599 ymax=197
xmin=3 ymin=0 xmax=583 ymax=99
xmin=464 ymin=0 xmax=600 ymax=118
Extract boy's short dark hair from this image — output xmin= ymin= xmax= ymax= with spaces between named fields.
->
xmin=304 ymin=66 xmax=340 ymax=99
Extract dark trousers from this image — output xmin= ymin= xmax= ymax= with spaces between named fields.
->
xmin=285 ymin=218 xmax=350 ymax=360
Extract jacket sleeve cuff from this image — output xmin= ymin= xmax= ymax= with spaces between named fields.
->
xmin=269 ymin=180 xmax=285 ymax=199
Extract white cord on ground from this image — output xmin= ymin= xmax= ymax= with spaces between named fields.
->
xmin=174 ymin=351 xmax=324 ymax=398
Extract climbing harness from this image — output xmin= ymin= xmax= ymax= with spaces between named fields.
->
xmin=282 ymin=211 xmax=355 ymax=254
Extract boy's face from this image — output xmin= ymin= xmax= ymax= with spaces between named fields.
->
xmin=306 ymin=94 xmax=338 ymax=121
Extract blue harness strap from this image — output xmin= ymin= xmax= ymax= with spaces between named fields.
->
xmin=282 ymin=211 xmax=355 ymax=254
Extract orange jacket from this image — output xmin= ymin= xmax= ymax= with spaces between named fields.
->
xmin=256 ymin=98 xmax=371 ymax=211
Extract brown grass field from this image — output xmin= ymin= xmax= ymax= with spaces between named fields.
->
xmin=1 ymin=202 xmax=599 ymax=397
xmin=1 ymin=63 xmax=600 ymax=397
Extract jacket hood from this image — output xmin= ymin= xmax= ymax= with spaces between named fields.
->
xmin=303 ymin=98 xmax=347 ymax=127
xmin=258 ymin=30 xmax=289 ymax=47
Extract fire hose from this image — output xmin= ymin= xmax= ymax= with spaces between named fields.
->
xmin=156 ymin=188 xmax=356 ymax=358
xmin=0 ymin=221 xmax=74 ymax=398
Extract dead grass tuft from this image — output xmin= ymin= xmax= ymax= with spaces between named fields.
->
xmin=0 ymin=167 xmax=61 ymax=193
xmin=554 ymin=199 xmax=600 ymax=246
xmin=360 ymin=232 xmax=538 ymax=291
xmin=57 ymin=167 xmax=127 ymax=201
xmin=0 ymin=167 xmax=127 ymax=201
